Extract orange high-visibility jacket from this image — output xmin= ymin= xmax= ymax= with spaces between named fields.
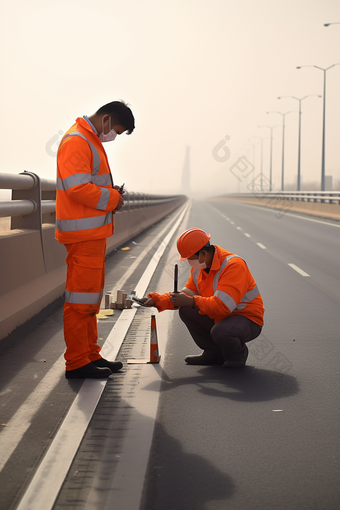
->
xmin=149 ymin=245 xmax=264 ymax=326
xmin=55 ymin=117 xmax=121 ymax=244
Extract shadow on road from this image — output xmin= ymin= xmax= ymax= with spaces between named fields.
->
xmin=144 ymin=365 xmax=299 ymax=402
xmin=140 ymin=420 xmax=235 ymax=510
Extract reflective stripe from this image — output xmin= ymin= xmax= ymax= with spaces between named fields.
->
xmin=65 ymin=291 xmax=101 ymax=304
xmin=96 ymin=187 xmax=111 ymax=210
xmin=241 ymin=284 xmax=259 ymax=302
xmin=92 ymin=174 xmax=112 ymax=186
xmin=215 ymin=284 xmax=259 ymax=312
xmin=63 ymin=132 xmax=101 ymax=175
xmin=63 ymin=173 xmax=92 ymax=190
xmin=58 ymin=133 xmax=113 ymax=204
xmin=56 ymin=178 xmax=65 ymax=190
xmin=57 ymin=173 xmax=111 ymax=191
xmin=212 ymin=254 xmax=242 ymax=293
xmin=56 ymin=213 xmax=112 ymax=232
xmin=236 ymin=303 xmax=247 ymax=310
xmin=215 ymin=290 xmax=237 ymax=312
xmin=192 ymin=269 xmax=199 ymax=290
xmin=182 ymin=287 xmax=198 ymax=297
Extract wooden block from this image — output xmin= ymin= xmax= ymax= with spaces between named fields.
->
xmin=105 ymin=293 xmax=111 ymax=309
xmin=117 ymin=290 xmax=125 ymax=304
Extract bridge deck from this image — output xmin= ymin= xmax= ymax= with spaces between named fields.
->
xmin=1 ymin=200 xmax=340 ymax=510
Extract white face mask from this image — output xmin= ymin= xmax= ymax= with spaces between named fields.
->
xmin=99 ymin=127 xmax=117 ymax=143
xmin=188 ymin=257 xmax=207 ymax=270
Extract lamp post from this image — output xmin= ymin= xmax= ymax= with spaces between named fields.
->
xmin=297 ymin=64 xmax=340 ymax=191
xmin=252 ymin=136 xmax=268 ymax=191
xmin=277 ymin=95 xmax=321 ymax=191
xmin=266 ymin=111 xmax=294 ymax=191
xmin=258 ymin=125 xmax=278 ymax=191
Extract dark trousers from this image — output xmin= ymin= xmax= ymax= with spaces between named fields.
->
xmin=179 ymin=306 xmax=262 ymax=362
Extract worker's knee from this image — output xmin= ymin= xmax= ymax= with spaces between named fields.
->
xmin=179 ymin=305 xmax=196 ymax=323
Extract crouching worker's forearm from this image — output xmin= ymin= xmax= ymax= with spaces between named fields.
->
xmin=142 ymin=291 xmax=195 ymax=311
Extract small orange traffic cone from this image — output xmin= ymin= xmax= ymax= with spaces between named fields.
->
xmin=127 ymin=314 xmax=161 ymax=364
xmin=149 ymin=314 xmax=160 ymax=363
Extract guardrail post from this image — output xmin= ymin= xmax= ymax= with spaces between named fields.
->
xmin=11 ymin=171 xmax=42 ymax=230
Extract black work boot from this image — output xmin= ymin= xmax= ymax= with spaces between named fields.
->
xmin=92 ymin=357 xmax=123 ymax=373
xmin=185 ymin=350 xmax=224 ymax=365
xmin=65 ymin=362 xmax=112 ymax=379
xmin=223 ymin=344 xmax=249 ymax=368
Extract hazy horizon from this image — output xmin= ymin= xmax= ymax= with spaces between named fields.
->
xmin=1 ymin=0 xmax=340 ymax=198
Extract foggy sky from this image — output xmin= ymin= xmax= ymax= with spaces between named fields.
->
xmin=0 ymin=0 xmax=339 ymax=198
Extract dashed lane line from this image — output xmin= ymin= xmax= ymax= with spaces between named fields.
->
xmin=288 ymin=263 xmax=310 ymax=277
xmin=244 ymin=233 xmax=251 ymax=237
xmin=257 ymin=243 xmax=267 ymax=250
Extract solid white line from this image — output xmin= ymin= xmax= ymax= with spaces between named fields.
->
xmin=244 ymin=233 xmax=251 ymax=237
xmin=16 ymin=379 xmax=107 ymax=510
xmin=0 ymin=357 xmax=65 ymax=472
xmin=288 ymin=263 xmax=310 ymax=277
xmin=225 ymin=200 xmax=340 ymax=228
xmin=15 ymin=200 xmax=191 ymax=510
xmin=257 ymin=243 xmax=267 ymax=249
xmin=284 ymin=211 xmax=340 ymax=228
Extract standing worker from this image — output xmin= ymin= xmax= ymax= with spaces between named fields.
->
xmin=142 ymin=228 xmax=264 ymax=367
xmin=56 ymin=101 xmax=135 ymax=379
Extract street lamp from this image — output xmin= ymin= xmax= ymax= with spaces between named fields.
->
xmin=297 ymin=64 xmax=340 ymax=190
xmin=258 ymin=125 xmax=278 ymax=191
xmin=277 ymin=95 xmax=321 ymax=191
xmin=266 ymin=111 xmax=295 ymax=191
xmin=252 ymin=136 xmax=268 ymax=191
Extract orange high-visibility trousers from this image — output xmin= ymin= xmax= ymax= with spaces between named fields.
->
xmin=63 ymin=238 xmax=106 ymax=371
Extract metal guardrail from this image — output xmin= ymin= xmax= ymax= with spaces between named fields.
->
xmin=224 ymin=191 xmax=340 ymax=205
xmin=0 ymin=171 xmax=185 ymax=227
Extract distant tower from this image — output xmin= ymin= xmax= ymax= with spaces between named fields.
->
xmin=181 ymin=146 xmax=191 ymax=196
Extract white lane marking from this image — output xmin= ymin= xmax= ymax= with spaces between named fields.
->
xmin=223 ymin=200 xmax=340 ymax=228
xmin=0 ymin=357 xmax=65 ymax=472
xmin=101 ymin=267 xmax=175 ymax=510
xmin=236 ymin=227 xmax=242 ymax=230
xmin=230 ymin=221 xmax=235 ymax=224
xmin=288 ymin=263 xmax=310 ymax=277
xmin=15 ymin=200 xmax=191 ymax=510
xmin=284 ymin=211 xmax=340 ymax=228
xmin=257 ymin=243 xmax=267 ymax=249
xmin=244 ymin=233 xmax=251 ymax=237
xmin=16 ymin=379 xmax=106 ymax=510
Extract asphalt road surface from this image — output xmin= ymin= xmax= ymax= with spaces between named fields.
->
xmin=1 ymin=199 xmax=339 ymax=510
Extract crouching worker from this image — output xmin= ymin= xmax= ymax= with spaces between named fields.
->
xmin=142 ymin=228 xmax=264 ymax=367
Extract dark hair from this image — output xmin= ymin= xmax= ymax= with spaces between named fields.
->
xmin=96 ymin=101 xmax=135 ymax=134
xmin=195 ymin=242 xmax=212 ymax=256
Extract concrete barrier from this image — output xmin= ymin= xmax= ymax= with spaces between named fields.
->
xmin=0 ymin=197 xmax=186 ymax=341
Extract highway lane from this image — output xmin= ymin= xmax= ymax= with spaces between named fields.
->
xmin=1 ymin=199 xmax=339 ymax=510
xmin=141 ymin=199 xmax=340 ymax=510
